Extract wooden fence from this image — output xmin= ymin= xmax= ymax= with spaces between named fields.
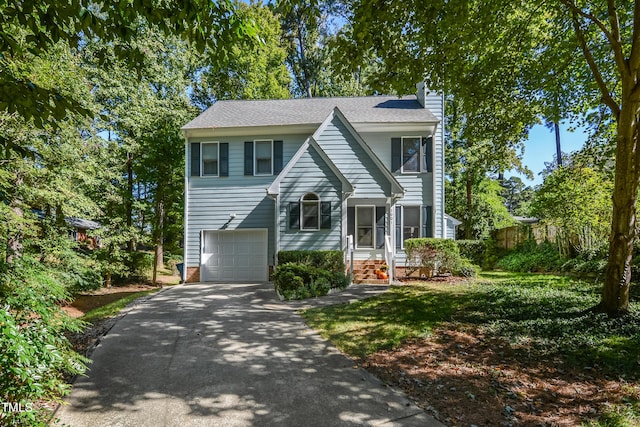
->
xmin=494 ymin=223 xmax=558 ymax=250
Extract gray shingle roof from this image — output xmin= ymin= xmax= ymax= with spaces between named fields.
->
xmin=182 ymin=95 xmax=439 ymax=130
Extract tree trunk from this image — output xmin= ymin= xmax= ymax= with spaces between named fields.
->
xmin=600 ymin=103 xmax=640 ymax=316
xmin=554 ymin=122 xmax=562 ymax=167
xmin=464 ymin=174 xmax=473 ymax=240
xmin=6 ymin=173 xmax=24 ymax=264
xmin=152 ymin=198 xmax=165 ymax=285
xmin=126 ymin=151 xmax=135 ymax=253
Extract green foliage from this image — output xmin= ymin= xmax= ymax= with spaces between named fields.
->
xmin=277 ymin=250 xmax=345 ymax=273
xmin=455 ymin=240 xmax=486 ymax=266
xmin=454 ymin=258 xmax=479 ymax=278
xmin=495 ymin=240 xmax=563 ymax=272
xmin=405 ymin=238 xmax=462 ymax=276
xmin=273 ymin=262 xmax=349 ymax=300
xmin=0 ymin=257 xmax=86 ymax=426
xmin=532 ymin=166 xmax=612 ymax=257
xmin=303 ymin=272 xmax=640 ymax=379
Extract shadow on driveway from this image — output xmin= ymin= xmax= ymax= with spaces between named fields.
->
xmin=54 ymin=282 xmax=442 ymax=426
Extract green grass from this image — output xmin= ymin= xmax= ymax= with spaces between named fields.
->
xmin=301 ymin=272 xmax=640 ymax=378
xmin=82 ymin=289 xmax=160 ymax=323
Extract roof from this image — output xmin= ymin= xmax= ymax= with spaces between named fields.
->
xmin=444 ymin=214 xmax=462 ymax=226
xmin=182 ymin=95 xmax=439 ymax=130
xmin=32 ymin=209 xmax=100 ymax=229
xmin=513 ymin=216 xmax=539 ymax=224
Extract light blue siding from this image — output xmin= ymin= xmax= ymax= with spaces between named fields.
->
xmin=315 ymin=116 xmax=391 ymax=198
xmin=425 ymin=92 xmax=445 ymax=238
xmin=279 ymin=144 xmax=343 ymax=251
xmin=185 ymin=135 xmax=307 ymax=267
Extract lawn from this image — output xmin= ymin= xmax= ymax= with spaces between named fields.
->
xmin=301 ymin=272 xmax=640 ymax=426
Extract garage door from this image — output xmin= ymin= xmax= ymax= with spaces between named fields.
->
xmin=201 ymin=229 xmax=268 ymax=282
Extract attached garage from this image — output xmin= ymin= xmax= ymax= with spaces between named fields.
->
xmin=201 ymin=229 xmax=269 ymax=282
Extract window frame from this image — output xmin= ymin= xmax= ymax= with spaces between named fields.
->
xmin=397 ymin=205 xmax=422 ymax=250
xmin=300 ymin=193 xmax=321 ymax=231
xmin=254 ymin=139 xmax=273 ymax=176
xmin=401 ymin=136 xmax=423 ymax=174
xmin=200 ymin=141 xmax=220 ymax=177
xmin=355 ymin=205 xmax=375 ymax=249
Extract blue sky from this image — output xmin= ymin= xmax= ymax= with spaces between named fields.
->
xmin=509 ymin=123 xmax=589 ymax=186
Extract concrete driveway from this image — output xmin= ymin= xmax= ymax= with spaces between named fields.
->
xmin=54 ymin=283 xmax=443 ymax=426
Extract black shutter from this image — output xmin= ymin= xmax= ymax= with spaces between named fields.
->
xmin=423 ymin=136 xmax=433 ymax=173
xmin=274 ymin=140 xmax=283 ymax=174
xmin=289 ymin=202 xmax=300 ymax=229
xmin=376 ymin=207 xmax=385 ymax=249
xmin=347 ymin=207 xmax=355 ymax=240
xmin=244 ymin=141 xmax=253 ymax=175
xmin=423 ymin=205 xmax=433 ymax=238
xmin=320 ymin=201 xmax=331 ymax=229
xmin=190 ymin=142 xmax=200 ymax=176
xmin=219 ymin=143 xmax=229 ymax=177
xmin=391 ymin=138 xmax=401 ymax=173
xmin=395 ymin=206 xmax=402 ymax=249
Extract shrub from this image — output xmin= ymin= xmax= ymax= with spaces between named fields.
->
xmin=455 ymin=258 xmax=479 ymax=278
xmin=272 ymin=262 xmax=349 ymax=300
xmin=277 ymin=250 xmax=344 ymax=273
xmin=495 ymin=240 xmax=563 ymax=272
xmin=0 ymin=257 xmax=86 ymax=426
xmin=455 ymin=240 xmax=486 ymax=266
xmin=405 ymin=238 xmax=462 ymax=276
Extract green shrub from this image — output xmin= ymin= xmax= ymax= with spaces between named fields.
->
xmin=405 ymin=238 xmax=462 ymax=276
xmin=0 ymin=257 xmax=86 ymax=426
xmin=455 ymin=240 xmax=486 ymax=266
xmin=495 ymin=240 xmax=562 ymax=272
xmin=277 ymin=250 xmax=344 ymax=273
xmin=455 ymin=258 xmax=479 ymax=278
xmin=273 ymin=262 xmax=349 ymax=300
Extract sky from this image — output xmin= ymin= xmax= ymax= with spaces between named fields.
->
xmin=508 ymin=122 xmax=589 ymax=187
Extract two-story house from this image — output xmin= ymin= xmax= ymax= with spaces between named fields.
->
xmin=181 ymin=83 xmax=446 ymax=283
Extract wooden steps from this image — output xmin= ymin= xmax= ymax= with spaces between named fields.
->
xmin=350 ymin=260 xmax=390 ymax=285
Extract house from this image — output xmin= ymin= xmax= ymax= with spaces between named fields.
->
xmin=445 ymin=214 xmax=462 ymax=240
xmin=32 ymin=209 xmax=101 ymax=248
xmin=181 ymin=83 xmax=447 ymax=283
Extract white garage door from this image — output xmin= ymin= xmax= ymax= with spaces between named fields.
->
xmin=201 ymin=229 xmax=268 ymax=282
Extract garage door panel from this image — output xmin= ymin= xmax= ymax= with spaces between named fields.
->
xmin=201 ymin=229 xmax=268 ymax=282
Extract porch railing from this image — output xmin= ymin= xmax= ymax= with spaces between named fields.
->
xmin=384 ymin=235 xmax=393 ymax=283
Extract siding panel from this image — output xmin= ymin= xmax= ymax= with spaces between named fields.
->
xmin=279 ymin=144 xmax=343 ymax=251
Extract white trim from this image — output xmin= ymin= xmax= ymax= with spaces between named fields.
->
xmin=183 ymin=139 xmax=189 ymax=281
xmin=355 ymin=205 xmax=375 ymax=249
xmin=300 ymin=192 xmax=321 ymax=231
xmin=254 ymin=139 xmax=273 ymax=176
xmin=313 ymin=108 xmax=405 ymax=198
xmin=200 ymin=141 xmax=220 ymax=177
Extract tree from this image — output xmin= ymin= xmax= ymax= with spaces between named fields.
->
xmin=191 ymin=1 xmax=291 ymax=108
xmin=337 ymin=0 xmax=640 ymax=316
xmin=0 ymin=0 xmax=251 ymax=148
xmin=532 ymin=166 xmax=612 ymax=257
xmin=501 ymin=177 xmax=534 ymax=217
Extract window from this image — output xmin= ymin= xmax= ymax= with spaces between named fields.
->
xmin=202 ymin=142 xmax=219 ymax=176
xmin=396 ymin=206 xmax=421 ymax=249
xmin=301 ymin=193 xmax=320 ymax=230
xmin=356 ymin=206 xmax=374 ymax=248
xmin=402 ymin=136 xmax=421 ymax=173
xmin=254 ymin=140 xmax=273 ymax=175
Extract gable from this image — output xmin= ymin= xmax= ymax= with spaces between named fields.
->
xmin=313 ymin=109 xmax=403 ymax=198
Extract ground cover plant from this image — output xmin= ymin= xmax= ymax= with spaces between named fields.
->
xmin=301 ymin=272 xmax=640 ymax=426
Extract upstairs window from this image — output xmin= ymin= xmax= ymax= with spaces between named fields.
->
xmin=402 ymin=137 xmax=421 ymax=173
xmin=391 ymin=136 xmax=433 ymax=174
xmin=202 ymin=142 xmax=219 ymax=176
xmin=301 ymin=193 xmax=320 ymax=230
xmin=255 ymin=140 xmax=273 ymax=175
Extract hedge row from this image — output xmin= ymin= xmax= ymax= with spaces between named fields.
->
xmin=274 ymin=250 xmax=349 ymax=300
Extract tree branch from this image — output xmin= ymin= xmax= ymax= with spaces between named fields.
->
xmin=571 ymin=12 xmax=621 ymax=119
xmin=628 ymin=0 xmax=640 ymax=76
xmin=606 ymin=0 xmax=630 ymax=76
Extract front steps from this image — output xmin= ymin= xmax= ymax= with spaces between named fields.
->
xmin=350 ymin=260 xmax=390 ymax=285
